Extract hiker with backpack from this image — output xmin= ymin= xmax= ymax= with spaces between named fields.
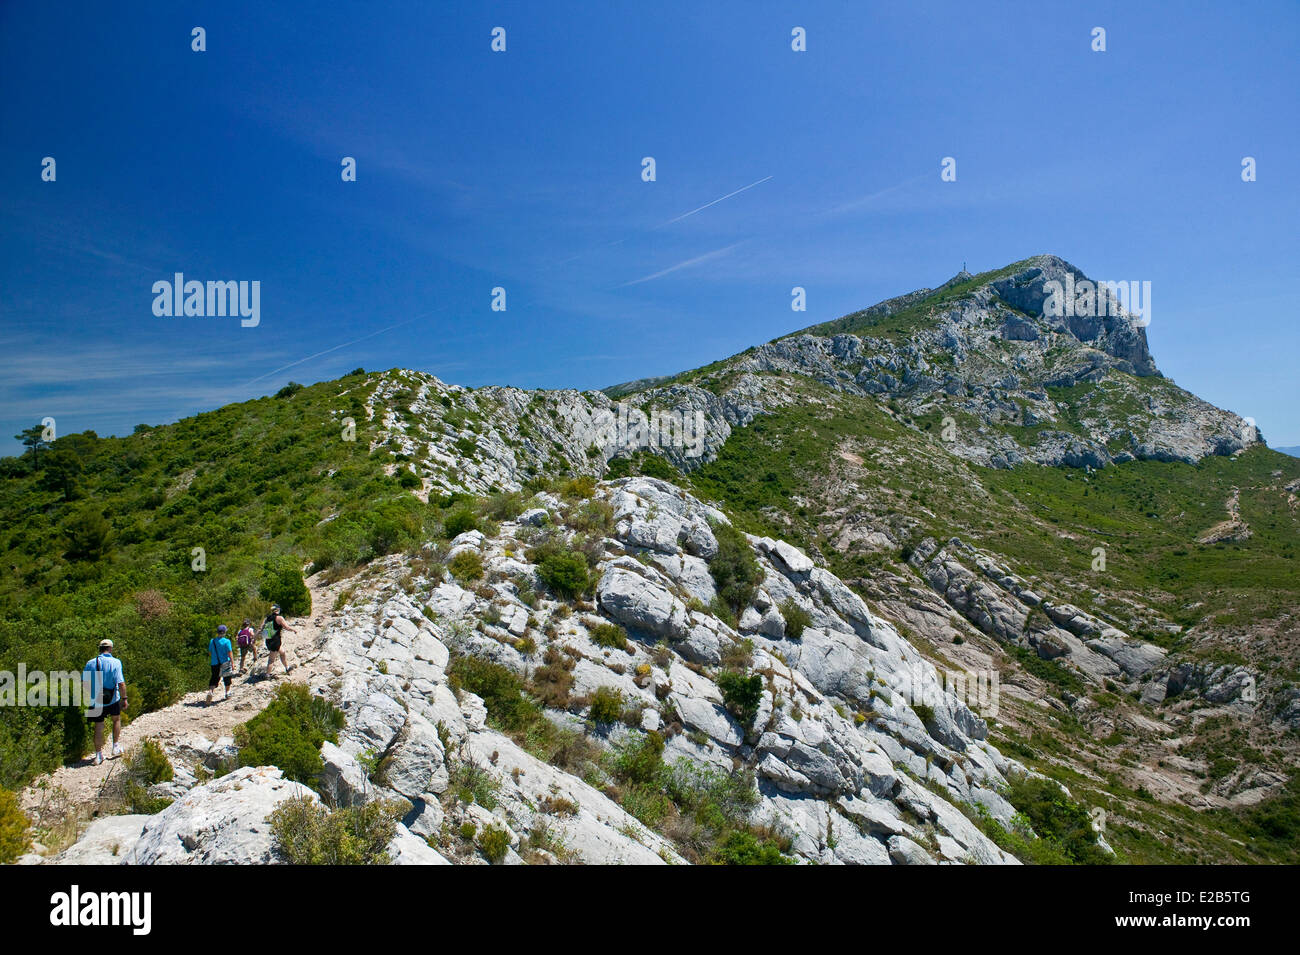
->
xmin=236 ymin=618 xmax=258 ymax=674
xmin=207 ymin=624 xmax=235 ymax=704
xmin=81 ymin=639 xmax=126 ymax=765
xmin=262 ymin=604 xmax=297 ymax=678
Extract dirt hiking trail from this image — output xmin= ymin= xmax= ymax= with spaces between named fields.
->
xmin=19 ymin=574 xmax=346 ymax=848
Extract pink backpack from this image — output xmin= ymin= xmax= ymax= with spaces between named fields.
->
xmin=237 ymin=627 xmax=254 ymax=648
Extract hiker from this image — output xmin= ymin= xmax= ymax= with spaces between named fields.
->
xmin=207 ymin=624 xmax=234 ymax=704
xmin=263 ymin=604 xmax=297 ymax=678
xmin=82 ymin=639 xmax=126 ymax=765
xmin=236 ymin=618 xmax=258 ymax=674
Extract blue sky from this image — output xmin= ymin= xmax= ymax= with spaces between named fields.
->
xmin=2 ymin=0 xmax=1297 ymax=454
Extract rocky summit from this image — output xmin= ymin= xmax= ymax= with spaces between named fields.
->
xmin=15 ymin=255 xmax=1299 ymax=866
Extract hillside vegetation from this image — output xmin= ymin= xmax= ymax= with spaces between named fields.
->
xmin=0 ymin=371 xmax=413 ymax=785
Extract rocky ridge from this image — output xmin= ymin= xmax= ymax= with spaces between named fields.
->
xmin=357 ymin=257 xmax=1260 ymax=511
xmin=45 ymin=478 xmax=1067 ymax=865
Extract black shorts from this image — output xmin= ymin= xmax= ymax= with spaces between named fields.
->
xmin=265 ymin=635 xmax=282 ymax=653
xmin=210 ymin=664 xmax=232 ymax=688
xmin=89 ymin=700 xmax=121 ymax=723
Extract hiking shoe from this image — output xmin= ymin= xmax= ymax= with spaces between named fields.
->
xmin=111 ymin=743 xmax=124 ymax=759
xmin=94 ymin=751 xmax=104 ymax=766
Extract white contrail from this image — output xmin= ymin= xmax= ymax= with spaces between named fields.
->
xmin=616 ymin=243 xmax=741 ymax=288
xmin=241 ymin=312 xmax=437 ymax=388
xmin=662 ymin=175 xmax=774 ymax=225
xmin=546 ymin=176 xmax=771 ymax=270
xmin=821 ymin=173 xmax=929 ymax=216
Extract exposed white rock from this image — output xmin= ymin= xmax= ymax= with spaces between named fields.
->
xmin=126 ymin=767 xmax=314 ymax=865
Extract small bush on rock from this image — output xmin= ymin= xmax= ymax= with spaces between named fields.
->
xmin=448 ymin=549 xmax=484 ymax=581
xmin=478 ymin=824 xmax=511 ymax=864
xmin=442 ymin=506 xmax=479 ymax=539
xmin=708 ymin=522 xmax=761 ymax=615
xmin=270 ymin=795 xmax=402 ymax=864
xmin=716 ymin=669 xmax=763 ymax=729
xmin=589 ymin=622 xmax=630 ymax=651
xmin=560 ymin=475 xmax=596 ymax=500
xmin=448 ymin=656 xmax=534 ymax=731
xmin=235 ymin=684 xmax=345 ymax=787
xmin=713 ymin=829 xmax=795 ymax=865
xmin=537 ymin=550 xmax=591 ymax=599
xmin=588 ymin=686 xmax=624 ymax=725
xmin=779 ymin=599 xmax=811 ymax=639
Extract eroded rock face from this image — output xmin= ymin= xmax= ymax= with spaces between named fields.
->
xmin=909 ymin=536 xmax=1169 ymax=690
xmin=300 ymin=477 xmax=1025 ymax=864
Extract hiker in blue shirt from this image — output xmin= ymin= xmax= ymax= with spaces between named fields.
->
xmin=82 ymin=639 xmax=126 ymax=765
xmin=207 ymin=624 xmax=235 ymax=705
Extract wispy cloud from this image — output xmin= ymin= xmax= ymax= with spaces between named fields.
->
xmin=615 ymin=243 xmax=742 ymax=288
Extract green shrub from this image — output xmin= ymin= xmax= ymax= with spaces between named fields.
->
xmin=713 ymin=829 xmax=795 ymax=865
xmin=708 ymin=522 xmax=761 ymax=614
xmin=312 ymin=499 xmax=425 ymax=570
xmin=127 ymin=738 xmax=174 ymax=785
xmin=560 ymin=475 xmax=596 ymax=499
xmin=258 ymin=556 xmax=311 ymax=616
xmin=911 ymin=702 xmax=935 ymax=726
xmin=483 ymin=491 xmax=525 ymax=521
xmin=270 ymin=795 xmax=401 ymax=864
xmin=568 ymin=498 xmax=614 ymax=535
xmin=1002 ymin=775 xmax=1111 ymax=865
xmin=449 ymin=760 xmax=500 ymax=809
xmin=478 ymin=824 xmax=511 ymax=863
xmin=65 ymin=508 xmax=113 ymax=561
xmin=779 ymin=599 xmax=811 ymax=639
xmin=589 ymin=622 xmax=629 ymax=651
xmin=620 ymin=783 xmax=675 ymax=829
xmin=537 ymin=551 xmax=591 ymax=599
xmin=442 ymin=506 xmax=478 ymax=538
xmin=397 ymin=468 xmax=420 ymax=489
xmin=614 ymin=731 xmax=665 ymax=786
xmin=234 ymin=684 xmax=345 ymax=786
xmin=588 ymin=686 xmax=624 ymax=725
xmin=716 ymin=670 xmax=763 ymax=729
xmin=448 ymin=549 xmax=484 ymax=581
xmin=708 ymin=596 xmax=738 ymax=629
xmin=448 ymin=656 xmax=534 ymax=731
xmin=0 ymin=788 xmax=31 ymax=864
